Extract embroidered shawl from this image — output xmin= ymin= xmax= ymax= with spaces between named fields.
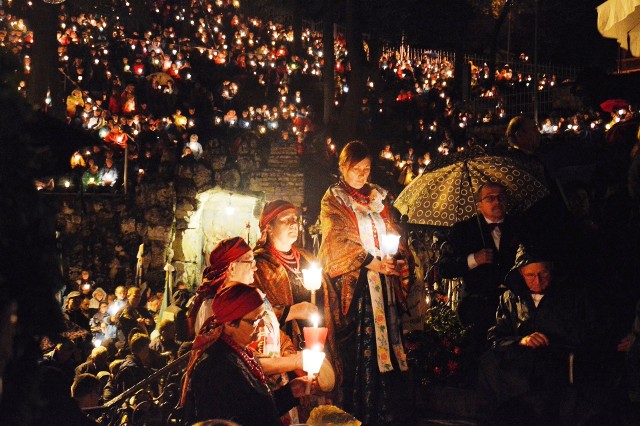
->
xmin=318 ymin=182 xmax=408 ymax=373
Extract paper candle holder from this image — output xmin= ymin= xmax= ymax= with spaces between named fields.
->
xmin=302 ymin=347 xmax=326 ymax=376
xmin=380 ymin=234 xmax=400 ymax=257
xmin=301 ymin=264 xmax=322 ymax=292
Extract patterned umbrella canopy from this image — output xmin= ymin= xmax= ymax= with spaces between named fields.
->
xmin=394 ymin=154 xmax=549 ymax=226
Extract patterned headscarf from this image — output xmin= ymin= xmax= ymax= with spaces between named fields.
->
xmin=180 ymin=284 xmax=264 ymax=407
xmin=187 ymin=237 xmax=252 ymax=332
xmin=257 ymin=200 xmax=296 ymax=246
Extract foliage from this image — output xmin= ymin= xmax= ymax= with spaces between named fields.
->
xmin=405 ymin=297 xmax=470 ymax=385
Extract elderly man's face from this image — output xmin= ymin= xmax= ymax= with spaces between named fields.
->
xmin=519 ymin=262 xmax=552 ymax=294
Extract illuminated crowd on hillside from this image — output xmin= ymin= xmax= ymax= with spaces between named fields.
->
xmin=2 ymin=0 xmax=630 ymax=193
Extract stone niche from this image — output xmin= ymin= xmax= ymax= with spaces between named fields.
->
xmin=172 ymin=187 xmax=262 ymax=289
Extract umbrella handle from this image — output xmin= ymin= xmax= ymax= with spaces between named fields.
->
xmin=463 ymin=160 xmax=487 ymax=247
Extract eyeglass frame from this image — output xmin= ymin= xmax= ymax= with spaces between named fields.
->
xmin=239 ymin=311 xmax=267 ymax=328
xmin=480 ymin=194 xmax=507 ymax=203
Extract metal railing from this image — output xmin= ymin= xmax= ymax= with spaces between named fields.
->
xmin=84 ymin=352 xmax=190 ymax=425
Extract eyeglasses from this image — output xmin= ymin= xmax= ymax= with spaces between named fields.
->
xmin=522 ymin=271 xmax=551 ymax=281
xmin=240 ymin=311 xmax=267 ymax=328
xmin=481 ymin=194 xmax=506 ymax=203
xmin=235 ymin=259 xmax=256 ymax=266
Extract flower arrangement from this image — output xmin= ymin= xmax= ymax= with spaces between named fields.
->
xmin=405 ymin=296 xmax=469 ymax=385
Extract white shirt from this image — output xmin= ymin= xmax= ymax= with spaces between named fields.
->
xmin=466 ymin=219 xmax=503 ymax=270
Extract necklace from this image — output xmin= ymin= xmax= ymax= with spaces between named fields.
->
xmin=339 ymin=179 xmax=370 ymax=206
xmin=220 ymin=333 xmax=266 ymax=383
xmin=267 ymin=244 xmax=301 ymax=275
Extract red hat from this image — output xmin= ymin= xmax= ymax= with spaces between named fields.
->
xmin=205 ymin=237 xmax=252 ymax=281
xmin=187 ymin=237 xmax=252 ymax=333
xmin=212 ymin=284 xmax=263 ymax=323
xmin=258 ymin=200 xmax=296 ymax=231
xmin=180 ymin=283 xmax=263 ymax=408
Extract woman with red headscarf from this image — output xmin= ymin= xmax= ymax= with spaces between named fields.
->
xmin=183 ymin=284 xmax=312 ymax=425
xmin=188 ymin=236 xmax=255 ymax=335
xmin=187 ymin=237 xmax=302 ymax=387
xmin=254 ymin=200 xmax=320 ymax=351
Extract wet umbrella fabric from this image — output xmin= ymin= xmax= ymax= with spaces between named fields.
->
xmin=394 ymin=154 xmax=549 ymax=226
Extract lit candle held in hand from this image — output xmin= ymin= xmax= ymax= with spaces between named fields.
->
xmin=302 ymin=344 xmax=325 ymax=395
xmin=380 ymin=233 xmax=400 ymax=259
xmin=303 ymin=313 xmax=328 ymax=350
xmin=302 ymin=263 xmax=322 ymax=305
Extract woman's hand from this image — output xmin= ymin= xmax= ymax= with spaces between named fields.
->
xmin=289 ymin=376 xmax=318 ymax=397
xmin=366 ymin=257 xmax=401 ymax=276
xmin=287 ymin=302 xmax=318 ymax=321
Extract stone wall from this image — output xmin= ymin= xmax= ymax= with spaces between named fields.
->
xmin=52 ymin=134 xmax=305 ymax=293
xmin=250 ymin=143 xmax=304 ymax=207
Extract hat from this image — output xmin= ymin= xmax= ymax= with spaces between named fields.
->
xmin=258 ymin=200 xmax=296 ymax=231
xmin=505 ymin=243 xmax=553 ymax=289
xmin=212 ymin=284 xmax=263 ymax=323
xmin=67 ymin=291 xmax=81 ymax=299
xmin=511 ymin=243 xmax=552 ymax=271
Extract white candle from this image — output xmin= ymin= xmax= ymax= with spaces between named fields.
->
xmin=380 ymin=234 xmax=400 ymax=257
xmin=302 ymin=263 xmax=322 ymax=305
xmin=302 ymin=346 xmax=326 ymax=395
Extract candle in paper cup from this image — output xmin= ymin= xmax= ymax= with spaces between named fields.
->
xmin=302 ymin=263 xmax=322 ymax=305
xmin=302 ymin=346 xmax=325 ymax=375
xmin=303 ymin=313 xmax=328 ymax=349
xmin=301 ymin=264 xmax=322 ymax=292
xmin=380 ymin=234 xmax=400 ymax=257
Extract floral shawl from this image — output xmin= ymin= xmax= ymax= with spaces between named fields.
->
xmin=318 ymin=182 xmax=407 ymax=373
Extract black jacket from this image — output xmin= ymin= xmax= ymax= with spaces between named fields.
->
xmin=440 ymin=214 xmax=521 ymax=296
xmin=186 ymin=339 xmax=297 ymax=425
xmin=487 ymin=279 xmax=584 ymax=353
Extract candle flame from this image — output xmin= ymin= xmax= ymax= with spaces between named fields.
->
xmin=311 ymin=313 xmax=319 ymax=328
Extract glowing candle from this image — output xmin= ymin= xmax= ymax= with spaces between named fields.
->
xmin=380 ymin=234 xmax=400 ymax=258
xmin=302 ymin=345 xmax=325 ymax=395
xmin=303 ymin=313 xmax=328 ymax=350
xmin=302 ymin=264 xmax=322 ymax=305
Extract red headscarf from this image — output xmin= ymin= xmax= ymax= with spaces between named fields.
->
xmin=257 ymin=200 xmax=296 ymax=246
xmin=212 ymin=284 xmax=264 ymax=323
xmin=187 ymin=237 xmax=252 ymax=333
xmin=180 ymin=284 xmax=264 ymax=407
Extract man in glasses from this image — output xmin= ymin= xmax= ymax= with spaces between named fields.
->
xmin=440 ymin=182 xmax=523 ymax=359
xmin=480 ymin=245 xmax=584 ymax=423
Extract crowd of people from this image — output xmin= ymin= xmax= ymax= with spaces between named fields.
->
xmin=43 ymin=124 xmax=640 ymax=424
xmin=4 ymin=0 xmax=640 ymax=424
xmin=3 ymin=0 xmax=617 ymax=199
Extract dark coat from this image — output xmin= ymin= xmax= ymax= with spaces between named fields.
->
xmin=112 ymin=355 xmax=152 ymax=396
xmin=480 ymin=277 xmax=585 ymax=407
xmin=186 ymin=339 xmax=297 ymax=425
xmin=487 ymin=281 xmax=584 ymax=352
xmin=439 ymin=214 xmax=522 ymax=297
xmin=74 ymin=360 xmax=108 ymax=378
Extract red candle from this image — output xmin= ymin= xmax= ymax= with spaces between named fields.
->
xmin=303 ymin=314 xmax=328 ymax=349
xmin=303 ymin=326 xmax=328 ymax=350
